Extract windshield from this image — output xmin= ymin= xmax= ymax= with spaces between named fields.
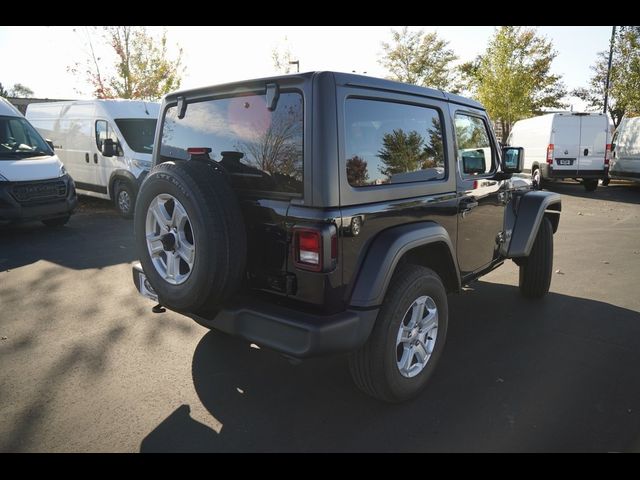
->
xmin=0 ymin=115 xmax=53 ymax=159
xmin=114 ymin=118 xmax=157 ymax=154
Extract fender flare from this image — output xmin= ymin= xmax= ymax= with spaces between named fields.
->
xmin=507 ymin=190 xmax=561 ymax=258
xmin=349 ymin=222 xmax=460 ymax=308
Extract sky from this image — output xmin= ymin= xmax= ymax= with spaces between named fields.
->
xmin=0 ymin=26 xmax=612 ymax=110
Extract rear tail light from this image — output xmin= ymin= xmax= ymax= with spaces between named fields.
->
xmin=605 ymin=143 xmax=611 ymax=166
xmin=546 ymin=144 xmax=554 ymax=165
xmin=292 ymin=226 xmax=338 ymax=272
xmin=187 ymin=147 xmax=212 ymax=157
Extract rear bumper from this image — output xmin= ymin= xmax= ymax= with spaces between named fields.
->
xmin=541 ymin=164 xmax=605 ymax=180
xmin=0 ymin=175 xmax=78 ymax=224
xmin=132 ymin=262 xmax=378 ymax=358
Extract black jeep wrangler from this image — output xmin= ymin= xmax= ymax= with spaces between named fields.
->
xmin=132 ymin=72 xmax=561 ymax=402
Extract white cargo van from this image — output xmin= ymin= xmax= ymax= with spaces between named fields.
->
xmin=26 ymin=100 xmax=159 ymax=217
xmin=0 ymin=97 xmax=77 ymax=226
xmin=610 ymin=116 xmax=640 ymax=183
xmin=506 ymin=112 xmax=610 ymax=191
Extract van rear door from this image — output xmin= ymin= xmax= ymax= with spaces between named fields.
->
xmin=552 ymin=114 xmax=580 ymax=176
xmin=577 ymin=114 xmax=607 ymax=176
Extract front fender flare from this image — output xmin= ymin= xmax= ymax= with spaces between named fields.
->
xmin=507 ymin=190 xmax=561 ymax=258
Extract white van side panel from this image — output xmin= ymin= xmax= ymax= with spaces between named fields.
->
xmin=611 ymin=117 xmax=640 ymax=180
xmin=508 ymin=114 xmax=554 ymax=171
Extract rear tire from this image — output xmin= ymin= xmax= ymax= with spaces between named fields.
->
xmin=349 ymin=264 xmax=448 ymax=403
xmin=134 ymin=161 xmax=247 ymax=314
xmin=583 ymin=179 xmax=598 ymax=192
xmin=519 ymin=217 xmax=553 ymax=299
xmin=42 ymin=215 xmax=70 ymax=227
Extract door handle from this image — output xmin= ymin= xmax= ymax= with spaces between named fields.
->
xmin=85 ymin=153 xmax=89 ymax=163
xmin=94 ymin=153 xmax=98 ymax=164
xmin=584 ymin=148 xmax=589 ymax=156
xmin=460 ymin=198 xmax=479 ymax=212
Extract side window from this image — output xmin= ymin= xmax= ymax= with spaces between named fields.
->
xmin=95 ymin=120 xmax=118 ymax=152
xmin=454 ymin=113 xmax=495 ymax=176
xmin=345 ymin=98 xmax=446 ymax=187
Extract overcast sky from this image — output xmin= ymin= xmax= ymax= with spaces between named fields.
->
xmin=0 ymin=26 xmax=612 ymax=110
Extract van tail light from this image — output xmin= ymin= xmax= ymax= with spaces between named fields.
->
xmin=546 ymin=144 xmax=554 ymax=165
xmin=292 ymin=225 xmax=338 ymax=272
xmin=605 ymin=143 xmax=611 ymax=166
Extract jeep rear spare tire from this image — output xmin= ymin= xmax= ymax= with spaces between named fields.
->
xmin=134 ymin=161 xmax=247 ymax=314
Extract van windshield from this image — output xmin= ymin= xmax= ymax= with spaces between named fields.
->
xmin=0 ymin=115 xmax=53 ymax=159
xmin=114 ymin=119 xmax=157 ymax=154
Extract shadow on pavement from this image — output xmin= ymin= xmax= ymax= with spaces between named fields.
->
xmin=140 ymin=281 xmax=640 ymax=452
xmin=544 ymin=181 xmax=640 ymax=205
xmin=0 ymin=199 xmax=136 ymax=271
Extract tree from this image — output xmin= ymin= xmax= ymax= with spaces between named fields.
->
xmin=377 ymin=129 xmax=428 ymax=177
xmin=0 ymin=82 xmax=8 ymax=97
xmin=461 ymin=26 xmax=567 ymax=140
xmin=573 ymin=26 xmax=640 ymax=127
xmin=346 ymin=156 xmax=370 ymax=186
xmin=69 ymin=26 xmax=184 ymax=100
xmin=380 ymin=27 xmax=460 ymax=91
xmin=10 ymin=83 xmax=34 ymax=98
xmin=272 ymin=37 xmax=297 ymax=74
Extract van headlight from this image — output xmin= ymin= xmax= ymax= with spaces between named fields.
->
xmin=132 ymin=159 xmax=152 ymax=170
xmin=59 ymin=165 xmax=67 ymax=177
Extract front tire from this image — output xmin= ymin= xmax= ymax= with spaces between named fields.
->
xmin=349 ymin=264 xmax=448 ymax=403
xmin=519 ymin=217 xmax=553 ymax=298
xmin=115 ymin=180 xmax=136 ymax=218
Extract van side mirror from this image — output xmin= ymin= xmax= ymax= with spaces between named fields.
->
xmin=45 ymin=139 xmax=55 ymax=151
xmin=462 ymin=149 xmax=486 ymax=174
xmin=102 ymin=138 xmax=116 ymax=157
xmin=502 ymin=146 xmax=524 ymax=173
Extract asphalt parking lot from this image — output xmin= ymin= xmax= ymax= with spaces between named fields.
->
xmin=1 ymin=183 xmax=640 ymax=452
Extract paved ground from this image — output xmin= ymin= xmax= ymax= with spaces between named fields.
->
xmin=1 ymin=183 xmax=640 ymax=452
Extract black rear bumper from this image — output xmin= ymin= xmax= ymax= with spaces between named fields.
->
xmin=132 ymin=262 xmax=378 ymax=358
xmin=0 ymin=175 xmax=78 ymax=224
xmin=541 ymin=164 xmax=606 ymax=180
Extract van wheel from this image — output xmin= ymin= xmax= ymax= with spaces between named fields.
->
xmin=115 ymin=180 xmax=136 ymax=218
xmin=134 ymin=161 xmax=247 ymax=314
xmin=532 ymin=167 xmax=543 ymax=190
xmin=519 ymin=217 xmax=553 ymax=299
xmin=348 ymin=264 xmax=448 ymax=403
xmin=42 ymin=215 xmax=70 ymax=227
xmin=583 ymin=179 xmax=598 ymax=192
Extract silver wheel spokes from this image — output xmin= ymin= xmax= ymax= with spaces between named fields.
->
xmin=119 ymin=190 xmax=130 ymax=212
xmin=145 ymin=194 xmax=195 ymax=285
xmin=396 ymin=295 xmax=438 ymax=378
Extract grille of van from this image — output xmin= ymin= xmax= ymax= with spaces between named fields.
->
xmin=11 ymin=179 xmax=67 ymax=205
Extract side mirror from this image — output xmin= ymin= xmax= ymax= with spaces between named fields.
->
xmin=102 ymin=138 xmax=116 ymax=157
xmin=502 ymin=146 xmax=524 ymax=173
xmin=462 ymin=149 xmax=486 ymax=174
xmin=45 ymin=139 xmax=55 ymax=151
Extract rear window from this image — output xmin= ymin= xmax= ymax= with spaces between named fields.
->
xmin=160 ymin=92 xmax=303 ymax=196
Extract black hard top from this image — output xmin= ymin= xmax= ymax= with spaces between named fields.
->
xmin=164 ymin=71 xmax=484 ymax=110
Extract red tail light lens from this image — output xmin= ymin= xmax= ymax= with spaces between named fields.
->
xmin=294 ymin=229 xmax=322 ymax=271
xmin=546 ymin=144 xmax=554 ymax=165
xmin=187 ymin=147 xmax=212 ymax=156
xmin=605 ymin=143 xmax=611 ymax=166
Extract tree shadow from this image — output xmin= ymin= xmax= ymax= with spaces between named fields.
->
xmin=0 ymin=199 xmax=136 ymax=271
xmin=544 ymin=181 xmax=640 ymax=205
xmin=140 ymin=281 xmax=640 ymax=452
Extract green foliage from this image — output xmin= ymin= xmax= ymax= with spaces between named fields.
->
xmin=461 ymin=26 xmax=567 ymax=139
xmin=0 ymin=82 xmax=8 ymax=97
xmin=377 ymin=129 xmax=429 ymax=177
xmin=69 ymin=27 xmax=185 ymax=101
xmin=380 ymin=27 xmax=460 ymax=91
xmin=0 ymin=82 xmax=34 ymax=98
xmin=573 ymin=26 xmax=640 ymax=126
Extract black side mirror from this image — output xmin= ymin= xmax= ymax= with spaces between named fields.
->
xmin=102 ymin=138 xmax=116 ymax=157
xmin=462 ymin=149 xmax=486 ymax=174
xmin=502 ymin=146 xmax=524 ymax=173
xmin=45 ymin=139 xmax=55 ymax=151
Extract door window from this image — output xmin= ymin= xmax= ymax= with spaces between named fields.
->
xmin=95 ymin=120 xmax=119 ymax=152
xmin=454 ymin=114 xmax=495 ymax=176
